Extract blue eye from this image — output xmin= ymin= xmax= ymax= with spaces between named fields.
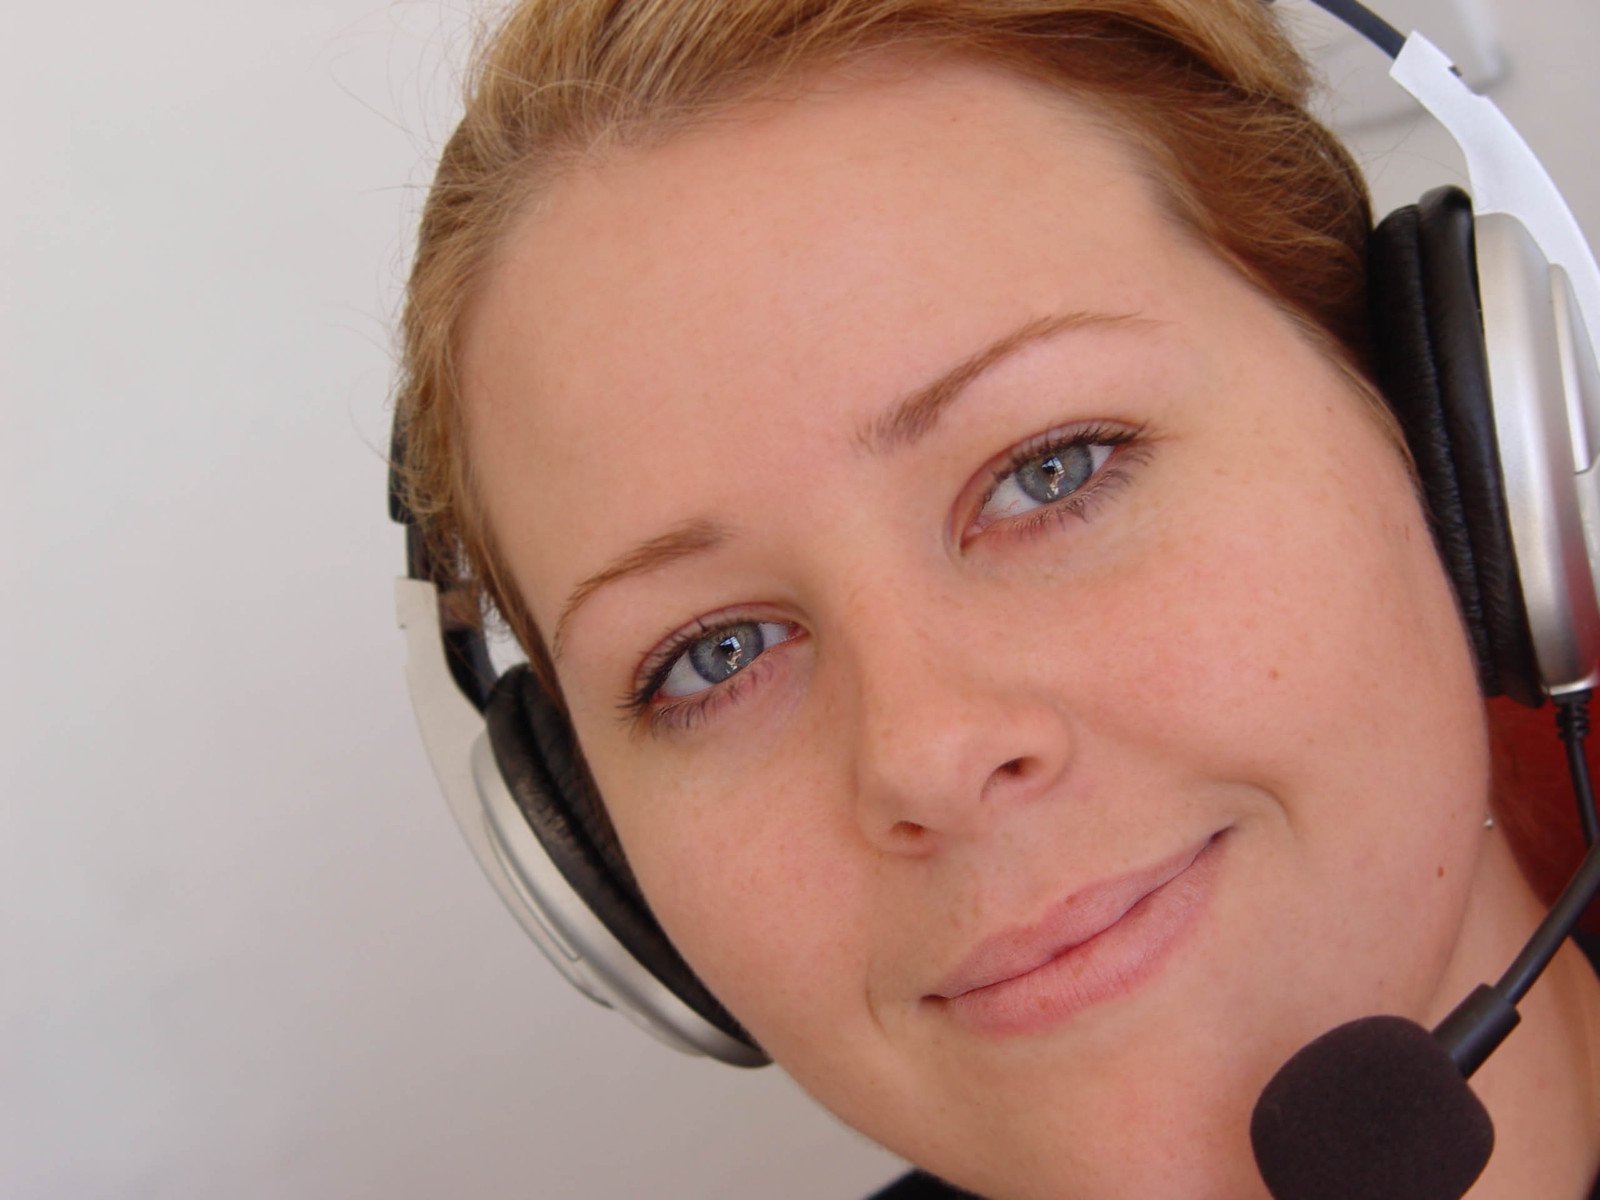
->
xmin=657 ymin=620 xmax=797 ymax=699
xmin=978 ymin=440 xmax=1115 ymax=525
xmin=624 ymin=423 xmax=1146 ymax=731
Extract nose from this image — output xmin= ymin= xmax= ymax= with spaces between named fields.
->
xmin=838 ymin=584 xmax=1077 ymax=855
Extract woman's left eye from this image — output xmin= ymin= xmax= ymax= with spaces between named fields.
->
xmin=972 ymin=427 xmax=1139 ymax=533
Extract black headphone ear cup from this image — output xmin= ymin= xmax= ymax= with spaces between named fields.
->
xmin=483 ymin=664 xmax=759 ymax=1049
xmin=1367 ymin=186 xmax=1543 ymax=707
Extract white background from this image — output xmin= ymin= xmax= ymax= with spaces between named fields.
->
xmin=5 ymin=2 xmax=1599 ymax=1197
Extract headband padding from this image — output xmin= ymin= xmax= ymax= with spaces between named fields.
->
xmin=484 ymin=665 xmax=760 ymax=1047
xmin=1367 ymin=186 xmax=1541 ymax=707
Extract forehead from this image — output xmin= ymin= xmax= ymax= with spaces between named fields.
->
xmin=459 ymin=53 xmax=1205 ymax=626
xmin=464 ymin=54 xmax=1163 ymax=383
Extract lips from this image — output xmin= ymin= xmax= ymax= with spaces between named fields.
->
xmin=927 ymin=832 xmax=1224 ymax=1035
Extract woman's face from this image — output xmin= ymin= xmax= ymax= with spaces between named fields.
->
xmin=461 ymin=54 xmax=1524 ymax=1200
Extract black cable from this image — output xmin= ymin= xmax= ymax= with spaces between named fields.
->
xmin=1556 ymin=693 xmax=1598 ymax=845
xmin=1496 ymin=691 xmax=1599 ymax=1005
xmin=1301 ymin=0 xmax=1406 ymax=59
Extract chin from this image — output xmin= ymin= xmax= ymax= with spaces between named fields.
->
xmin=819 ymin=1020 xmax=1285 ymax=1200
xmin=892 ymin=1092 xmax=1276 ymax=1200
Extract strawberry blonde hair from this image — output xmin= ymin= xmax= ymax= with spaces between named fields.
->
xmin=391 ymin=0 xmax=1588 ymax=909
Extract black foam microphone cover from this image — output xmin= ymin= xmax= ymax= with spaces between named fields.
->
xmin=1250 ymin=1015 xmax=1494 ymax=1200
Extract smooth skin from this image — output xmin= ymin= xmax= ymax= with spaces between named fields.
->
xmin=461 ymin=51 xmax=1600 ymax=1200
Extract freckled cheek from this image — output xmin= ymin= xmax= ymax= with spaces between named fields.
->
xmin=1065 ymin=474 xmax=1490 ymax=998
xmin=606 ymin=771 xmax=874 ymax=1036
xmin=1072 ymin=525 xmax=1325 ymax=728
xmin=1083 ymin=465 xmax=1480 ymax=785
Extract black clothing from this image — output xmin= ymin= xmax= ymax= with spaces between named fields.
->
xmin=866 ymin=1172 xmax=978 ymax=1199
xmin=866 ymin=1171 xmax=979 ymax=1198
xmin=868 ymin=932 xmax=1600 ymax=1199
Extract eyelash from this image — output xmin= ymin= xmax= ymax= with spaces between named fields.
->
xmin=968 ymin=421 xmax=1149 ymax=544
xmin=621 ymin=421 xmax=1149 ymax=733
xmin=621 ymin=615 xmax=799 ymax=733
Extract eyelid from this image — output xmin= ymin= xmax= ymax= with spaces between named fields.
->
xmin=645 ymin=645 xmax=795 ymax=735
xmin=657 ymin=619 xmax=798 ymax=699
xmin=620 ymin=607 xmax=801 ymax=726
xmin=957 ymin=419 xmax=1145 ymax=544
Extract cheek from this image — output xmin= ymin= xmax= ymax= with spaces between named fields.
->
xmin=1106 ymin=425 xmax=1482 ymax=782
xmin=601 ymin=754 xmax=876 ymax=1048
xmin=1091 ymin=427 xmax=1494 ymax=1005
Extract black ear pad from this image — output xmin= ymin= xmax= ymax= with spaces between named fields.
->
xmin=1367 ymin=186 xmax=1543 ymax=707
xmin=484 ymin=664 xmax=760 ymax=1049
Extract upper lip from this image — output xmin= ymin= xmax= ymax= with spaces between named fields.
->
xmin=929 ymin=837 xmax=1212 ymax=1000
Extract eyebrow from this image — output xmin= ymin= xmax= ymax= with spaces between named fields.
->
xmin=552 ymin=517 xmax=730 ymax=661
xmin=550 ymin=309 xmax=1143 ymax=659
xmin=853 ymin=309 xmax=1144 ymax=455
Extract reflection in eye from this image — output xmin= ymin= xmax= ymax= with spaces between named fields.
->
xmin=979 ymin=440 xmax=1115 ymax=525
xmin=658 ymin=621 xmax=797 ymax=698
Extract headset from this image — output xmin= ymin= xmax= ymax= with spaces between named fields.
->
xmin=388 ymin=0 xmax=1600 ymax=1069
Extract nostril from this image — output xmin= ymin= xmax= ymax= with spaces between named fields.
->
xmin=890 ymin=820 xmax=927 ymax=843
xmin=978 ymin=757 xmax=1035 ymax=803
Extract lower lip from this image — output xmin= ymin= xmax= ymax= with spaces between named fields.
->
xmin=933 ymin=833 xmax=1226 ymax=1038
